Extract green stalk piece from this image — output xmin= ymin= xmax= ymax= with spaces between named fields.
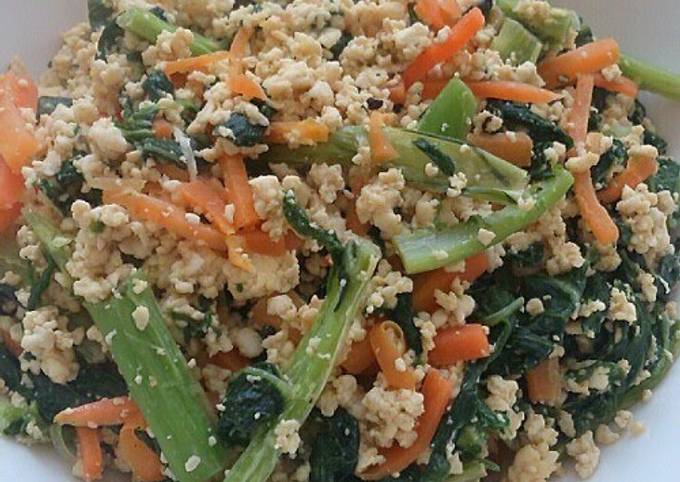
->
xmin=620 ymin=54 xmax=680 ymax=101
xmin=394 ymin=166 xmax=574 ymax=274
xmin=491 ymin=18 xmax=544 ymax=65
xmin=496 ymin=0 xmax=580 ymax=51
xmin=117 ymin=7 xmax=224 ymax=55
xmin=418 ymin=78 xmax=478 ymax=139
xmin=262 ymin=126 xmax=529 ymax=204
xmin=24 ymin=212 xmax=228 ymax=482
xmin=223 ymin=239 xmax=380 ymax=482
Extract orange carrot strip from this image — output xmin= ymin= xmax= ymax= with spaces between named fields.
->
xmin=369 ymin=321 xmax=418 ymax=390
xmin=466 ymin=80 xmax=562 ymax=104
xmin=152 ymin=118 xmax=174 ymax=139
xmin=413 ymin=252 xmax=489 ymax=313
xmin=55 ymin=397 xmax=141 ymax=427
xmin=267 ymin=120 xmax=330 ymax=145
xmin=538 ymin=38 xmax=620 ymax=88
xmin=76 ymin=427 xmax=104 ymax=482
xmin=468 ymin=131 xmax=534 ymax=168
xmin=360 ymin=370 xmax=453 ymax=480
xmin=368 ymin=111 xmax=398 ymax=164
xmin=567 ymin=74 xmax=619 ymax=244
xmin=209 ymin=350 xmax=250 ymax=372
xmin=422 ymin=79 xmax=449 ymax=100
xmin=598 ymin=151 xmax=658 ymax=203
xmin=103 ymin=188 xmax=228 ymax=251
xmin=415 ymin=0 xmax=448 ymax=29
xmin=438 ymin=0 xmax=462 ymax=25
xmin=0 ymin=80 xmax=40 ymax=173
xmin=1 ymin=73 xmax=38 ymax=111
xmin=219 ymin=155 xmax=260 ymax=230
xmin=0 ymin=204 xmax=21 ymax=234
xmin=242 ymin=229 xmax=287 ymax=256
xmin=403 ymin=7 xmax=485 ymax=87
xmin=593 ymin=73 xmax=639 ymax=98
xmin=119 ymin=423 xmax=164 ymax=482
xmin=230 ymin=73 xmax=267 ymax=100
xmin=526 ymin=357 xmax=562 ymax=405
xmin=342 ymin=337 xmax=378 ymax=375
xmin=156 ymin=163 xmax=190 ymax=182
xmin=389 ymin=83 xmax=407 ymax=104
xmin=429 ymin=324 xmax=491 ymax=366
xmin=346 ymin=202 xmax=369 ymax=237
xmin=229 ymin=27 xmax=253 ymax=78
xmin=0 ymin=156 xmax=25 ymax=209
xmin=178 ymin=179 xmax=234 ymax=235
xmin=163 ymin=51 xmax=231 ymax=75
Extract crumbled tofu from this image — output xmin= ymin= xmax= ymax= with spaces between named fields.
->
xmin=132 ymin=306 xmax=150 ymax=331
xmin=566 ymin=431 xmax=600 ymax=479
xmin=274 ymin=419 xmax=302 ymax=457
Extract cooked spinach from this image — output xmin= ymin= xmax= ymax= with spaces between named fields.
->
xmin=142 ymin=70 xmax=175 ymax=102
xmin=487 ymin=100 xmax=574 ymax=149
xmin=389 ymin=293 xmax=423 ymax=356
xmin=0 ymin=284 xmax=20 ymax=316
xmin=39 ymin=159 xmax=102 ymax=214
xmin=213 ymin=112 xmax=267 ymax=147
xmin=529 ymin=141 xmax=556 ymax=181
xmin=643 ymin=129 xmax=668 ymax=155
xmin=648 ymin=156 xmax=680 ymax=194
xmin=37 ymin=96 xmax=73 ymax=118
xmin=413 ymin=138 xmax=456 ymax=177
xmin=217 ymin=363 xmax=286 ymax=446
xmin=88 ymin=0 xmax=115 ymax=31
xmin=330 ymin=32 xmax=353 ymax=60
xmin=309 ymin=408 xmax=360 ymax=482
xmin=591 ymin=139 xmax=627 ymax=187
xmin=27 ymin=256 xmax=56 ymax=311
xmin=96 ymin=16 xmax=124 ymax=60
xmin=629 ymin=99 xmax=647 ymax=125
xmin=139 ymin=138 xmax=185 ymax=164
xmin=506 ymin=242 xmax=544 ymax=270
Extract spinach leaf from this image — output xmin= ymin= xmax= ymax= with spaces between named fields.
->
xmin=643 ymin=129 xmax=668 ymax=155
xmin=139 ymin=138 xmax=185 ymax=165
xmin=648 ymin=157 xmax=680 ymax=194
xmin=142 ymin=70 xmax=175 ymax=102
xmin=213 ymin=112 xmax=267 ymax=147
xmin=309 ymin=408 xmax=360 ymax=482
xmin=88 ymin=0 xmax=115 ymax=31
xmin=413 ymin=138 xmax=456 ymax=176
xmin=39 ymin=159 xmax=102 ymax=214
xmin=217 ymin=363 xmax=285 ymax=446
xmin=487 ymin=100 xmax=574 ymax=149
xmin=0 ymin=284 xmax=20 ymax=316
xmin=37 ymin=96 xmax=73 ymax=117
xmin=530 ymin=141 xmax=557 ymax=181
xmin=330 ymin=32 xmax=353 ymax=60
xmin=96 ymin=17 xmax=124 ymax=60
xmin=591 ymin=139 xmax=627 ymax=187
xmin=506 ymin=242 xmax=544 ymax=270
xmin=27 ymin=256 xmax=56 ymax=310
xmin=389 ymin=293 xmax=422 ymax=356
xmin=629 ymin=99 xmax=647 ymax=125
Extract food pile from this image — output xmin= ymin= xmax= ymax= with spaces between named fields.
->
xmin=1 ymin=1 xmax=679 ymax=481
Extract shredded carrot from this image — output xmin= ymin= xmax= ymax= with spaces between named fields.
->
xmin=0 ymin=204 xmax=21 ymax=234
xmin=438 ymin=0 xmax=462 ymax=25
xmin=598 ymin=150 xmax=658 ymax=203
xmin=368 ymin=111 xmax=398 ymax=164
xmin=55 ymin=397 xmax=141 ymax=427
xmin=593 ymin=73 xmax=639 ymax=98
xmin=468 ymin=131 xmax=534 ymax=167
xmin=422 ymin=79 xmax=449 ymax=100
xmin=403 ymin=7 xmax=485 ymax=88
xmin=152 ymin=118 xmax=174 ymax=139
xmin=415 ymin=0 xmax=447 ymax=29
xmin=369 ymin=321 xmax=418 ymax=390
xmin=1 ymin=73 xmax=38 ymax=111
xmin=103 ymin=188 xmax=228 ymax=251
xmin=429 ymin=324 xmax=491 ymax=366
xmin=229 ymin=73 xmax=267 ymax=100
xmin=178 ymin=179 xmax=234 ymax=235
xmin=345 ymin=202 xmax=369 ymax=236
xmin=156 ymin=163 xmax=191 ymax=182
xmin=0 ymin=328 xmax=22 ymax=357
xmin=538 ymin=38 xmax=620 ymax=88
xmin=267 ymin=120 xmax=330 ymax=145
xmin=413 ymin=252 xmax=489 ymax=313
xmin=118 ymin=421 xmax=164 ymax=482
xmin=567 ymin=74 xmax=619 ymax=245
xmin=0 ymin=156 xmax=25 ymax=209
xmin=360 ymin=369 xmax=453 ymax=480
xmin=225 ymin=235 xmax=255 ymax=272
xmin=76 ymin=427 xmax=104 ymax=482
xmin=229 ymin=26 xmax=253 ymax=78
xmin=240 ymin=229 xmax=286 ymax=256
xmin=466 ymin=80 xmax=562 ymax=104
xmin=526 ymin=358 xmax=562 ymax=405
xmin=163 ymin=51 xmax=231 ymax=75
xmin=219 ymin=155 xmax=259 ymax=230
xmin=209 ymin=350 xmax=250 ymax=372
xmin=0 ymin=77 xmax=40 ymax=173
xmin=388 ymin=83 xmax=407 ymax=104
xmin=342 ymin=336 xmax=378 ymax=375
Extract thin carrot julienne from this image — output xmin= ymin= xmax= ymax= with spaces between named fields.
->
xmin=598 ymin=150 xmax=658 ymax=203
xmin=466 ymin=80 xmax=563 ymax=104
xmin=369 ymin=321 xmax=418 ymax=390
xmin=403 ymin=7 xmax=485 ymax=88
xmin=220 ymin=154 xmax=260 ymax=230
xmin=360 ymin=369 xmax=453 ymax=480
xmin=593 ymin=73 xmax=639 ymax=98
xmin=267 ymin=120 xmax=330 ymax=145
xmin=342 ymin=336 xmax=377 ymax=375
xmin=76 ymin=427 xmax=104 ymax=482
xmin=428 ymin=323 xmax=491 ymax=366
xmin=538 ymin=38 xmax=620 ymax=88
xmin=467 ymin=131 xmax=534 ymax=168
xmin=368 ymin=111 xmax=398 ymax=164
xmin=118 ymin=413 xmax=164 ymax=482
xmin=163 ymin=51 xmax=231 ymax=75
xmin=55 ymin=397 xmax=141 ymax=427
xmin=178 ymin=179 xmax=235 ymax=235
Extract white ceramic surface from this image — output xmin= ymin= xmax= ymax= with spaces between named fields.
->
xmin=1 ymin=1 xmax=679 ymax=481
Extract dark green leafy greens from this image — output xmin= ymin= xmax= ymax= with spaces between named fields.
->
xmin=413 ymin=138 xmax=456 ymax=176
xmin=309 ymin=408 xmax=360 ymax=482
xmin=88 ymin=0 xmax=115 ymax=30
xmin=39 ymin=159 xmax=102 ymax=214
xmin=591 ymin=139 xmax=627 ymax=187
xmin=37 ymin=96 xmax=73 ymax=117
xmin=214 ymin=112 xmax=267 ymax=147
xmin=142 ymin=70 xmax=175 ymax=102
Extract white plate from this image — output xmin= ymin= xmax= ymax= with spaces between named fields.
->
xmin=1 ymin=1 xmax=679 ymax=481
